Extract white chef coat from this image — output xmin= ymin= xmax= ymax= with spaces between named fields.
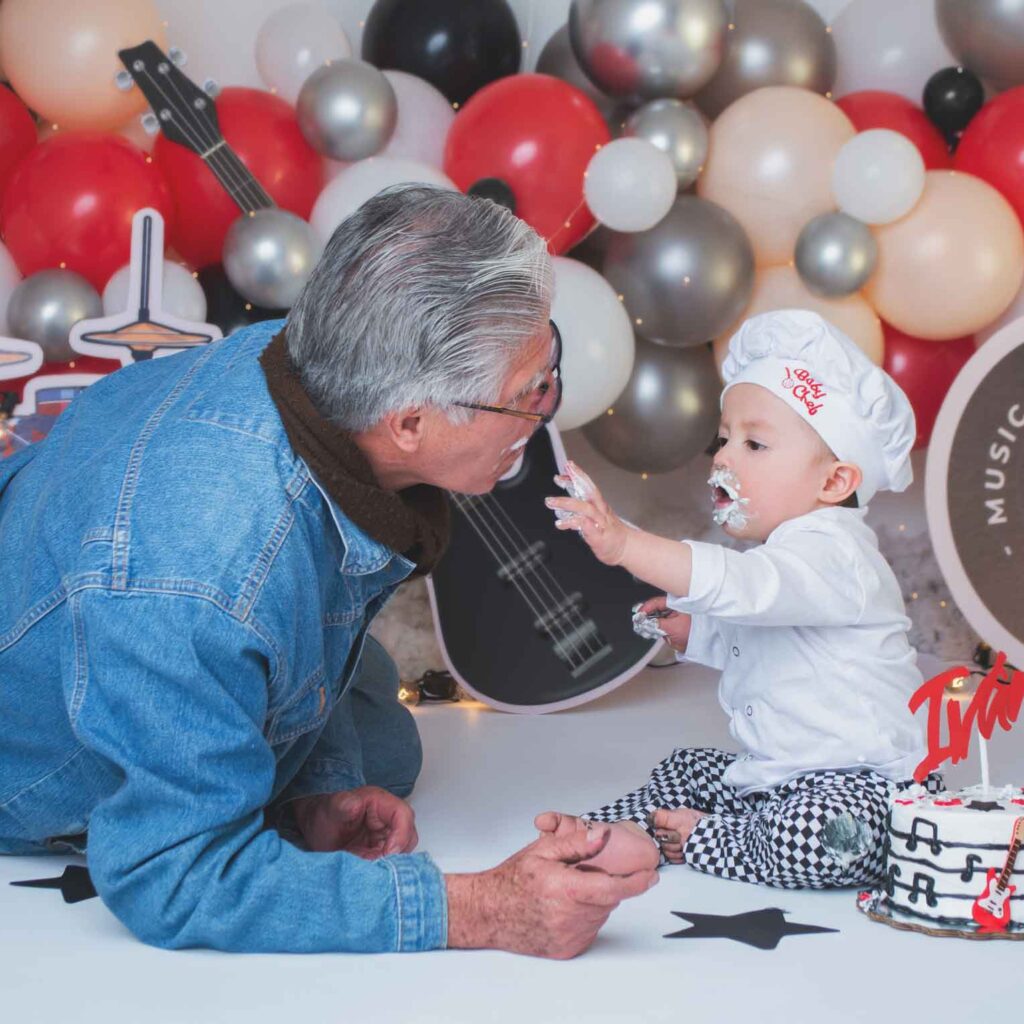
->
xmin=666 ymin=506 xmax=926 ymax=795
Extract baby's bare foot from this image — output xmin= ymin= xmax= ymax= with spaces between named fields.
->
xmin=534 ymin=812 xmax=659 ymax=874
xmin=650 ymin=806 xmax=707 ymax=864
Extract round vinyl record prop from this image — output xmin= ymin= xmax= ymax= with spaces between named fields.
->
xmin=426 ymin=424 xmax=660 ymax=712
xmin=925 ymin=319 xmax=1024 ymax=668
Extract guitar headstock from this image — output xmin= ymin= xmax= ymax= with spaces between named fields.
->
xmin=1013 ymin=816 xmax=1024 ymax=847
xmin=118 ymin=40 xmax=221 ymax=155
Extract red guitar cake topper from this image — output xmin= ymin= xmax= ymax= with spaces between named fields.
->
xmin=910 ymin=651 xmax=1024 ymax=782
xmin=972 ymin=817 xmax=1024 ymax=934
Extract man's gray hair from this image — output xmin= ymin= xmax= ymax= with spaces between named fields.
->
xmin=285 ymin=184 xmax=554 ymax=431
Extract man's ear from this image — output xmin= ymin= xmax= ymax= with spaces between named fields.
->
xmin=380 ymin=407 xmax=426 ymax=454
xmin=820 ymin=460 xmax=862 ymax=506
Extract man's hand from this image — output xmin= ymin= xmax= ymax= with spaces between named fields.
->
xmin=291 ymin=786 xmax=418 ymax=858
xmin=636 ymin=595 xmax=692 ymax=653
xmin=445 ymin=825 xmax=658 ymax=959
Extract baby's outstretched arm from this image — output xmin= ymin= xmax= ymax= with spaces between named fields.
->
xmin=545 ymin=461 xmax=695 ymax=596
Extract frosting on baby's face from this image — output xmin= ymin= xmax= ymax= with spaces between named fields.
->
xmin=709 ymin=384 xmax=857 ymax=542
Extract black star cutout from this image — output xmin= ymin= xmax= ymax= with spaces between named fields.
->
xmin=665 ymin=907 xmax=838 ymax=950
xmin=10 ymin=865 xmax=97 ymax=904
xmin=967 ymin=800 xmax=1004 ymax=812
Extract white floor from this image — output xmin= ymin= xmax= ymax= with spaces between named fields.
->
xmin=2 ymin=656 xmax=1021 ymax=1024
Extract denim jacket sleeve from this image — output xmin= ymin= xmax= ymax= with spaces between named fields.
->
xmin=69 ymin=587 xmax=447 ymax=953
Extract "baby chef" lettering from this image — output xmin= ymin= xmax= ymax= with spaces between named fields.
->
xmin=782 ymin=366 xmax=827 ymax=416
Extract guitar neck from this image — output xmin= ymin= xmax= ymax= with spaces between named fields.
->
xmin=996 ymin=819 xmax=1024 ymax=891
xmin=201 ymin=140 xmax=276 ymax=215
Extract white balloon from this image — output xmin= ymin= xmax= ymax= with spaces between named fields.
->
xmin=155 ymin=0 xmax=280 ymax=89
xmin=506 ymin=0 xmax=572 ymax=71
xmin=584 ymin=138 xmax=677 ymax=233
xmin=255 ymin=2 xmax=352 ymax=105
xmin=551 ymin=257 xmax=635 ymax=431
xmin=102 ymin=262 xmax=208 ymax=323
xmin=830 ymin=0 xmax=956 ymax=102
xmin=0 ymin=241 xmax=23 ymax=335
xmin=832 ymin=129 xmax=926 ymax=224
xmin=310 ymin=157 xmax=457 ymax=242
xmin=379 ymin=71 xmax=455 ymax=169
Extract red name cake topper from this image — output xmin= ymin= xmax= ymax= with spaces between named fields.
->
xmin=910 ymin=651 xmax=1024 ymax=781
xmin=782 ymin=366 xmax=826 ymax=416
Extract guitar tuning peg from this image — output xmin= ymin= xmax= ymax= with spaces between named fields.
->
xmin=141 ymin=112 xmax=161 ymax=136
xmin=115 ymin=69 xmax=135 ymax=92
xmin=202 ymin=78 xmax=220 ymax=99
xmin=168 ymin=46 xmax=187 ymax=68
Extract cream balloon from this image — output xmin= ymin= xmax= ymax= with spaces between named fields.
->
xmin=865 ymin=171 xmax=1024 ymax=341
xmin=713 ymin=264 xmax=884 ymax=376
xmin=584 ymin=139 xmax=678 ymax=233
xmin=103 ymin=262 xmax=208 ymax=323
xmin=255 ymin=2 xmax=352 ymax=105
xmin=0 ymin=0 xmax=166 ymax=131
xmin=550 ymin=257 xmax=635 ymax=431
xmin=697 ymin=87 xmax=855 ymax=266
xmin=310 ymin=158 xmax=456 ymax=243
xmin=975 ymin=279 xmax=1024 ymax=348
xmin=831 ymin=130 xmax=925 ymax=225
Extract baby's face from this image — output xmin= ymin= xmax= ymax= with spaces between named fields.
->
xmin=710 ymin=383 xmax=839 ymax=542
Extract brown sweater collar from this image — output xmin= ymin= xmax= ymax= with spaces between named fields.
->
xmin=259 ymin=330 xmax=450 ymax=576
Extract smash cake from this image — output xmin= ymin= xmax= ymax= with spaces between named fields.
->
xmin=859 ymin=784 xmax=1024 ymax=939
xmin=858 ymin=653 xmax=1024 ymax=938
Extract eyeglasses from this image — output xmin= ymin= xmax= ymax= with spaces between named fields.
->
xmin=453 ymin=320 xmax=563 ymax=426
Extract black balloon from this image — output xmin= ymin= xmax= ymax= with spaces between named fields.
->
xmin=198 ymin=266 xmax=288 ymax=339
xmin=467 ymin=177 xmax=517 ymax=213
xmin=923 ymin=66 xmax=985 ymax=145
xmin=362 ymin=0 xmax=521 ymax=106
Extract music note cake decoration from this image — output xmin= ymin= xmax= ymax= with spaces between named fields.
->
xmin=857 ymin=651 xmax=1024 ymax=938
xmin=70 ymin=207 xmax=221 ymax=367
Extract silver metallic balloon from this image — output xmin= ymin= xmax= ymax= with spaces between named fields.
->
xmin=624 ymin=98 xmax=708 ymax=189
xmin=694 ymin=0 xmax=836 ymax=120
xmin=601 ymin=195 xmax=754 ymax=347
xmin=296 ymin=59 xmax=397 ymax=161
xmin=7 ymin=269 xmax=101 ymax=362
xmin=223 ymin=209 xmax=322 ymax=310
xmin=794 ymin=212 xmax=878 ymax=298
xmin=582 ymin=335 xmax=721 ymax=473
xmin=569 ymin=0 xmax=729 ymax=101
xmin=937 ymin=0 xmax=1024 ymax=93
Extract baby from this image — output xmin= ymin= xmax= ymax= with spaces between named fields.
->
xmin=539 ymin=309 xmax=941 ymax=889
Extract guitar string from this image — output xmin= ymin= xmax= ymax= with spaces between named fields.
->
xmin=138 ymin=67 xmax=267 ymax=213
xmin=450 ymin=493 xmax=593 ymax=671
xmin=467 ymin=491 xmax=604 ymax=662
xmin=456 ymin=489 xmax=604 ymax=668
xmin=150 ymin=67 xmax=273 ymax=212
xmin=450 ymin=493 xmax=591 ymax=671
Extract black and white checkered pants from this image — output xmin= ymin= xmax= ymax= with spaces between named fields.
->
xmin=583 ymin=747 xmax=943 ymax=889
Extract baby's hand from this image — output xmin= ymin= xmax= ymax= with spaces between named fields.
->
xmin=545 ymin=461 xmax=630 ymax=566
xmin=635 ymin=596 xmax=692 ymax=653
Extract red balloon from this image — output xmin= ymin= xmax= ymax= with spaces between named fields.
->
xmin=444 ymin=74 xmax=611 ymax=254
xmin=153 ymin=87 xmax=323 ymax=269
xmin=835 ymin=91 xmax=951 ymax=171
xmin=882 ymin=324 xmax=975 ymax=450
xmin=955 ymin=86 xmax=1024 ymax=230
xmin=0 ymin=87 xmax=36 ymax=200
xmin=0 ymin=133 xmax=172 ymax=291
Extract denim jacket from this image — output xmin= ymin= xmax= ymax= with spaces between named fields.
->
xmin=0 ymin=320 xmax=447 ymax=953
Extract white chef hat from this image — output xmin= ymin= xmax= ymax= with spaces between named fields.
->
xmin=720 ymin=309 xmax=915 ymax=506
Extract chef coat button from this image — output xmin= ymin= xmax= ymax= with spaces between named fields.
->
xmin=745 ymin=704 xmax=753 ymax=716
xmin=731 ymin=646 xmax=740 ymax=657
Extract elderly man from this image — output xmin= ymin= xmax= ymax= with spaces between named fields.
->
xmin=0 ymin=185 xmax=656 ymax=957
